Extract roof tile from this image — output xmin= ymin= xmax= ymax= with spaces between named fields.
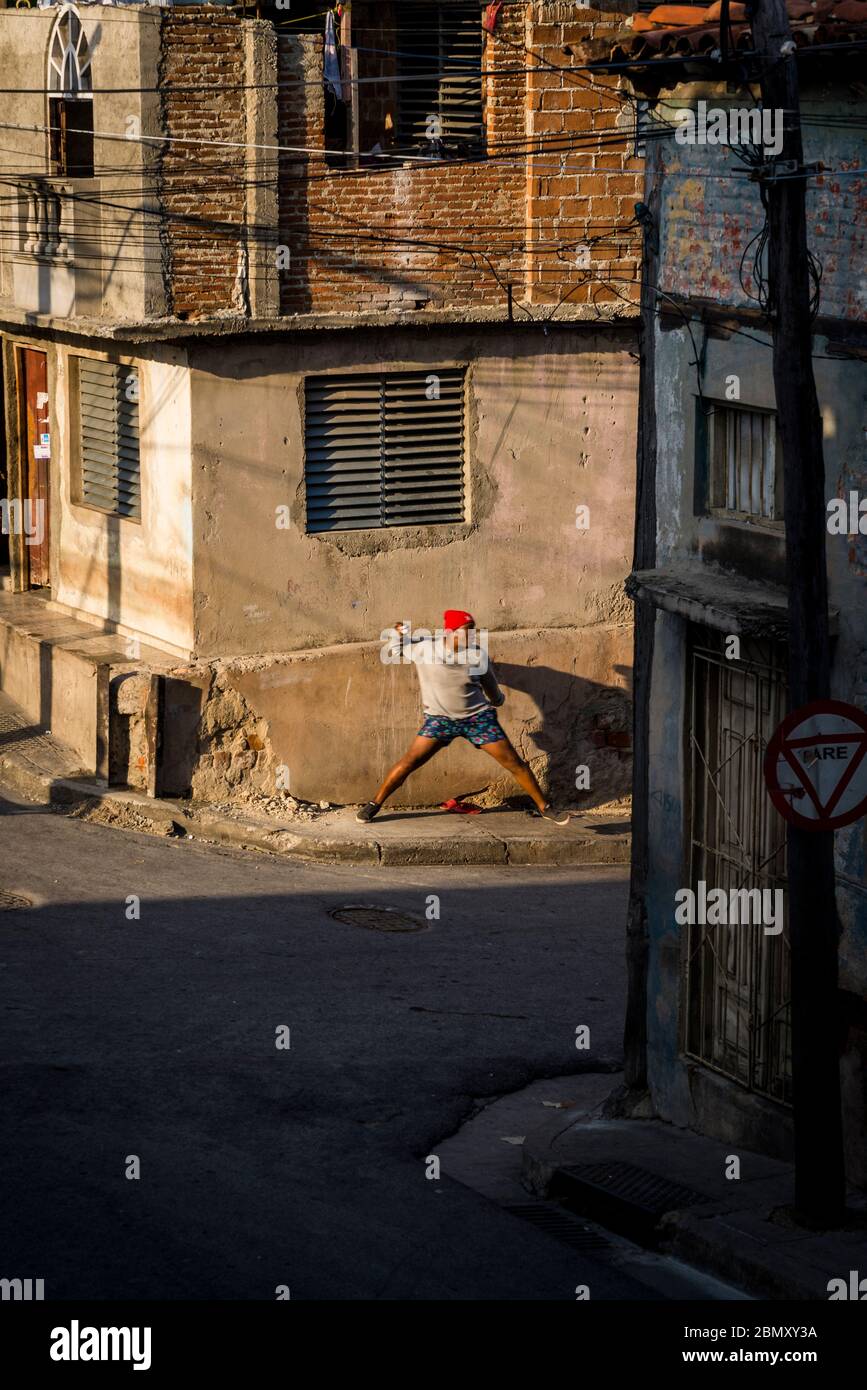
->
xmin=615 ymin=0 xmax=867 ymax=60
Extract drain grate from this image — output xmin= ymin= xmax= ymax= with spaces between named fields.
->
xmin=328 ymin=904 xmax=427 ymax=933
xmin=0 ymin=890 xmax=32 ymax=910
xmin=562 ymin=1162 xmax=711 ymax=1215
xmin=504 ymin=1203 xmax=614 ymax=1251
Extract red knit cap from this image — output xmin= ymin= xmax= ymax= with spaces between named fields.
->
xmin=443 ymin=609 xmax=474 ymax=632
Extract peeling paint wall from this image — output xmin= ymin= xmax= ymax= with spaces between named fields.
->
xmin=644 ymin=80 xmax=867 ymax=1183
xmin=656 ymin=84 xmax=866 ymax=322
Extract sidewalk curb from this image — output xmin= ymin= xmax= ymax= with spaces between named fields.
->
xmin=661 ymin=1210 xmax=830 ymax=1301
xmin=520 ymin=1110 xmax=857 ymax=1300
xmin=521 ymin=1109 xmax=592 ymax=1197
xmin=0 ymin=746 xmax=632 ymax=868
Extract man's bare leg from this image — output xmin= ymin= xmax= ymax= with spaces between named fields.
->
xmin=372 ymin=735 xmax=445 ymax=806
xmin=479 ymin=735 xmax=569 ymax=822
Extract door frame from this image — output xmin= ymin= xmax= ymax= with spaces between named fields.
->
xmin=9 ymin=341 xmax=51 ymax=591
xmin=681 ymin=625 xmax=791 ymax=1104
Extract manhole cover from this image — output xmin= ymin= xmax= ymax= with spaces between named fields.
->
xmin=0 ymin=891 xmax=32 ymax=910
xmin=328 ymin=904 xmax=427 ymax=933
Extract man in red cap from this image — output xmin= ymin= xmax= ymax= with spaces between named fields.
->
xmin=356 ymin=610 xmax=570 ymax=825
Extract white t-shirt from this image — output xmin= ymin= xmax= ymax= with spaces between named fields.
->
xmin=407 ymin=635 xmax=504 ymax=720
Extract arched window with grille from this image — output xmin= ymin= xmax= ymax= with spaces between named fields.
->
xmin=48 ymin=6 xmax=94 ymax=178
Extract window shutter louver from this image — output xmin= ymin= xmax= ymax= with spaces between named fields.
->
xmin=78 ymin=359 xmax=141 ymax=519
xmin=709 ymin=403 xmax=778 ymax=521
xmin=396 ymin=4 xmax=484 ymax=153
xmin=305 ymin=370 xmax=466 ymax=533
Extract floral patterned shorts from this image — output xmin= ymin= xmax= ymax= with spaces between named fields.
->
xmin=418 ymin=707 xmax=507 ymax=747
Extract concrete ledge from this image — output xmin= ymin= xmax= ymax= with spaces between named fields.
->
xmin=377 ymin=834 xmax=506 ymax=867
xmin=628 ymin=565 xmax=840 ymax=641
xmin=0 ymin=590 xmax=174 ymax=772
xmin=0 ymin=302 xmax=639 ymax=343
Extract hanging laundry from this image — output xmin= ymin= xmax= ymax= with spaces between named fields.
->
xmin=324 ymin=11 xmax=344 ymax=103
xmin=482 ymin=2 xmax=504 ymax=33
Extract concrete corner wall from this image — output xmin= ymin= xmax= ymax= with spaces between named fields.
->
xmin=173 ymin=622 xmax=632 ymax=809
xmin=188 ymin=324 xmax=637 ymax=659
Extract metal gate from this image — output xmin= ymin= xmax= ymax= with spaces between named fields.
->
xmin=684 ymin=632 xmax=792 ymax=1103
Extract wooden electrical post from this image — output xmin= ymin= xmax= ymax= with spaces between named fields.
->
xmin=623 ymin=159 xmax=661 ymax=1092
xmin=340 ymin=5 xmax=360 ymax=165
xmin=750 ymin=0 xmax=845 ymax=1225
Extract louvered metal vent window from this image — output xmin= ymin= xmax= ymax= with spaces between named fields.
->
xmin=305 ymin=370 xmax=466 ymax=532
xmin=396 ymin=4 xmax=484 ymax=154
xmin=77 ymin=358 xmax=141 ymax=519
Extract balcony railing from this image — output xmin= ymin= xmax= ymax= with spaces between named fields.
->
xmin=20 ymin=179 xmax=69 ymax=260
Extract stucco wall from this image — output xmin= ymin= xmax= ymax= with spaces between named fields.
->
xmin=187 ymin=323 xmax=638 ymax=657
xmin=0 ymin=8 xmax=164 ymax=322
xmin=51 ymin=340 xmax=195 ymax=655
xmin=170 ymin=622 xmax=632 ymax=808
xmin=136 ymin=319 xmax=639 ymax=807
xmin=651 ymin=303 xmax=867 ymax=970
xmin=649 ymin=79 xmax=867 ymax=1005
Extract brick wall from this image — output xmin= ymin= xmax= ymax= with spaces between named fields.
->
xmin=152 ymin=5 xmax=643 ymax=320
xmin=526 ymin=5 xmax=644 ymax=308
xmin=159 ymin=12 xmax=247 ymax=319
xmin=277 ymin=2 xmax=643 ymax=316
xmin=657 ymin=94 xmax=867 ymax=322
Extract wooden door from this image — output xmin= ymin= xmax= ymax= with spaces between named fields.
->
xmin=17 ymin=347 xmax=50 ymax=587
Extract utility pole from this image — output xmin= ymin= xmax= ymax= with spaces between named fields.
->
xmin=750 ymin=0 xmax=845 ymax=1225
xmin=623 ymin=157 xmax=661 ymax=1091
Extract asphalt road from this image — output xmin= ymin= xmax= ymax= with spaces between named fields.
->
xmin=1 ymin=785 xmax=656 ymax=1301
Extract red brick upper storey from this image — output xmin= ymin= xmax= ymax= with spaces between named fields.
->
xmin=151 ymin=5 xmax=645 ymax=323
xmin=274 ymin=2 xmax=644 ymax=318
xmin=160 ymin=11 xmax=247 ymax=321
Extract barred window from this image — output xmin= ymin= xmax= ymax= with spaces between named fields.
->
xmin=304 ymin=369 xmax=466 ymax=532
xmin=75 ymin=358 xmax=141 ymax=519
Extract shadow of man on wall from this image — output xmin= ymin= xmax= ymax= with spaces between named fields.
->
xmin=491 ymin=661 xmax=633 ymax=810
